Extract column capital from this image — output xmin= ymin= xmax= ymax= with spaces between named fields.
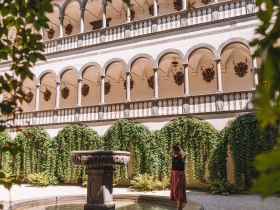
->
xmin=100 ymin=75 xmax=106 ymax=79
xmin=102 ymin=0 xmax=107 ymax=6
xmin=35 ymin=84 xmax=41 ymax=88
xmin=215 ymin=58 xmax=221 ymax=63
xmin=125 ymin=71 xmax=131 ymax=76
xmin=78 ymin=78 xmax=83 ymax=82
xmin=80 ymin=6 xmax=86 ymax=12
xmin=183 ymin=63 xmax=189 ymax=67
xmin=153 ymin=67 xmax=158 ymax=71
xmin=56 ymin=81 xmax=61 ymax=85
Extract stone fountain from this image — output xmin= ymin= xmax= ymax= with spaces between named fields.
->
xmin=71 ymin=150 xmax=130 ymax=210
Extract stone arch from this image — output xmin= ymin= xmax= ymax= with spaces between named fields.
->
xmin=57 ymin=66 xmax=79 ymax=82
xmin=52 ymin=3 xmax=63 ymax=13
xmin=217 ymin=38 xmax=253 ymax=56
xmin=103 ymin=58 xmax=129 ymax=75
xmin=79 ymin=62 xmax=103 ymax=78
xmin=128 ymin=54 xmax=156 ymax=70
xmin=37 ymin=70 xmax=57 ymax=85
xmin=185 ymin=44 xmax=219 ymax=62
xmin=62 ymin=0 xmax=82 ymax=14
xmin=156 ymin=49 xmax=186 ymax=66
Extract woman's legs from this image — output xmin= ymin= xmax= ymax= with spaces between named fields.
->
xmin=177 ymin=199 xmax=183 ymax=210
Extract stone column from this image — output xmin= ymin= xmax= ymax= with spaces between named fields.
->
xmin=216 ymin=59 xmax=223 ymax=93
xmin=80 ymin=7 xmax=85 ymax=33
xmin=153 ymin=0 xmax=158 ymax=17
xmin=35 ymin=84 xmax=40 ymax=111
xmin=126 ymin=3 xmax=131 ymax=23
xmin=182 ymin=0 xmax=187 ymax=10
xmin=85 ymin=166 xmax=115 ymax=210
xmin=125 ymin=72 xmax=131 ymax=102
xmin=183 ymin=64 xmax=189 ymax=96
xmin=55 ymin=81 xmax=61 ymax=109
xmin=102 ymin=0 xmax=107 ymax=28
xmin=252 ymin=57 xmax=259 ymax=88
xmin=153 ymin=68 xmax=159 ymax=99
xmin=100 ymin=76 xmax=105 ymax=104
xmin=59 ymin=15 xmax=64 ymax=38
xmin=77 ymin=79 xmax=82 ymax=107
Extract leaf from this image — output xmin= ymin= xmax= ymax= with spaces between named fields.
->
xmin=254 ymin=151 xmax=280 ymax=172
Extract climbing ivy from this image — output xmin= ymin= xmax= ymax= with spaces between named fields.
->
xmin=224 ymin=113 xmax=277 ymax=187
xmin=0 ymin=132 xmax=13 ymax=174
xmin=14 ymin=127 xmax=52 ymax=177
xmin=155 ymin=117 xmax=219 ymax=183
xmin=49 ymin=124 xmax=103 ymax=182
xmin=103 ymin=119 xmax=157 ymax=180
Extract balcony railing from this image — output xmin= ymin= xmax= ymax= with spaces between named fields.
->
xmin=7 ymin=90 xmax=256 ymax=127
xmin=43 ymin=0 xmax=256 ymax=54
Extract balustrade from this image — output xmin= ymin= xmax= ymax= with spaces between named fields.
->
xmin=43 ymin=0 xmax=256 ymax=54
xmin=0 ymin=90 xmax=256 ymax=127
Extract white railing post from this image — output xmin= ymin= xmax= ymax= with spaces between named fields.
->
xmin=80 ymin=6 xmax=85 ymax=33
xmin=77 ymin=79 xmax=82 ymax=106
xmin=153 ymin=67 xmax=159 ymax=99
xmin=102 ymin=0 xmax=107 ymax=28
xmin=126 ymin=3 xmax=131 ymax=23
xmin=216 ymin=59 xmax=223 ymax=93
xmin=35 ymin=84 xmax=40 ymax=111
xmin=183 ymin=64 xmax=189 ymax=96
xmin=252 ymin=57 xmax=259 ymax=88
xmin=59 ymin=15 xmax=64 ymax=38
xmin=55 ymin=81 xmax=61 ymax=109
xmin=125 ymin=72 xmax=131 ymax=102
xmin=100 ymin=76 xmax=105 ymax=104
xmin=153 ymin=0 xmax=158 ymax=17
xmin=182 ymin=0 xmax=187 ymax=10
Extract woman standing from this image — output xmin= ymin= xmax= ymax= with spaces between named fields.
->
xmin=170 ymin=144 xmax=187 ymax=210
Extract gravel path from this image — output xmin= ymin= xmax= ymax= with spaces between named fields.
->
xmin=187 ymin=191 xmax=280 ymax=210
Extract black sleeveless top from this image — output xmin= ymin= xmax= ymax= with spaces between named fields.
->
xmin=172 ymin=155 xmax=185 ymax=171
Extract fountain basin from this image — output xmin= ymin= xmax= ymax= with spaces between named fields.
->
xmin=71 ymin=150 xmax=130 ymax=210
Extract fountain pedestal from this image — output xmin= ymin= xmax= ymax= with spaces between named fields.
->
xmin=71 ymin=151 xmax=130 ymax=210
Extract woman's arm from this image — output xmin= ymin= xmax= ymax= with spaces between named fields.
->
xmin=178 ymin=145 xmax=187 ymax=160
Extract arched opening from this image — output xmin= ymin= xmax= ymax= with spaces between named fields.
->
xmin=106 ymin=0 xmax=126 ymax=27
xmin=39 ymin=72 xmax=56 ymax=110
xmin=84 ymin=0 xmax=103 ymax=32
xmin=63 ymin=1 xmax=81 ymax=36
xmin=60 ymin=69 xmax=78 ymax=108
xmin=81 ymin=66 xmax=101 ymax=106
xmin=105 ymin=62 xmax=126 ymax=104
xmin=130 ymin=57 xmax=154 ymax=101
xmin=188 ymin=48 xmax=217 ymax=95
xmin=45 ymin=6 xmax=60 ymax=40
xmin=21 ymin=77 xmax=36 ymax=112
xmin=158 ymin=52 xmax=184 ymax=98
xmin=221 ymin=43 xmax=253 ymax=92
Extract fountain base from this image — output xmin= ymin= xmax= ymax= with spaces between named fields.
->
xmin=84 ymin=203 xmax=115 ymax=210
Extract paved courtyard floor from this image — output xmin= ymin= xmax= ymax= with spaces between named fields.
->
xmin=0 ymin=185 xmax=279 ymax=210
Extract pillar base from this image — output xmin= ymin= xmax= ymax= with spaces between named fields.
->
xmin=84 ymin=203 xmax=115 ymax=210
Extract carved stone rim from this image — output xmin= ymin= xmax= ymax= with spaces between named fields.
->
xmin=71 ymin=150 xmax=131 ymax=166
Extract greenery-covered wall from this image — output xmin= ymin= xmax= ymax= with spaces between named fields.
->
xmin=0 ymin=113 xmax=277 ymax=187
xmin=0 ymin=132 xmax=13 ymax=174
xmin=48 ymin=124 xmax=103 ymax=182
xmin=103 ymin=119 xmax=157 ymax=180
xmin=14 ymin=127 xmax=52 ymax=177
xmin=224 ymin=113 xmax=277 ymax=186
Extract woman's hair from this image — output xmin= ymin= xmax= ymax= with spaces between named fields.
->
xmin=172 ymin=144 xmax=180 ymax=152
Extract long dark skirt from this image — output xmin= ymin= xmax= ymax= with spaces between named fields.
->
xmin=170 ymin=170 xmax=187 ymax=203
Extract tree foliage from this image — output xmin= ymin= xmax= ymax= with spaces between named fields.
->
xmin=250 ymin=0 xmax=280 ymax=196
xmin=0 ymin=132 xmax=14 ymax=174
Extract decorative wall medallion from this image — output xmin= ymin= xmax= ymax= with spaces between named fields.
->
xmin=201 ymin=0 xmax=211 ymax=5
xmin=149 ymin=4 xmax=159 ymax=16
xmin=65 ymin=22 xmax=73 ymax=35
xmin=174 ymin=0 xmax=182 ymax=11
xmin=174 ymin=71 xmax=184 ymax=86
xmin=44 ymin=88 xmax=51 ymax=101
xmin=47 ymin=28 xmax=55 ymax=39
xmin=201 ymin=65 xmax=215 ymax=83
xmin=147 ymin=76 xmax=154 ymax=89
xmin=82 ymin=84 xmax=90 ymax=97
xmin=234 ymin=61 xmax=248 ymax=78
xmin=61 ymin=86 xmax=70 ymax=99
xmin=124 ymin=79 xmax=134 ymax=90
xmin=25 ymin=90 xmax=34 ymax=104
xmin=105 ymin=81 xmax=111 ymax=95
